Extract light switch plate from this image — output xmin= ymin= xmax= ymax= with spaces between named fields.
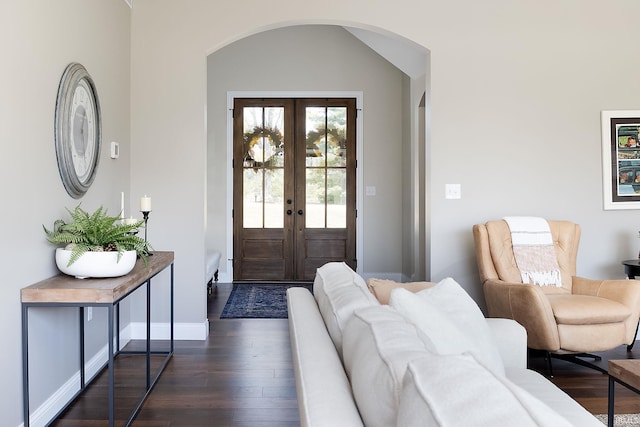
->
xmin=445 ymin=184 xmax=461 ymax=199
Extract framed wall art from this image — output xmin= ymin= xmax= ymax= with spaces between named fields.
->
xmin=602 ymin=110 xmax=640 ymax=210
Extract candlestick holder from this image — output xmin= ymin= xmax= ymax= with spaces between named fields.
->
xmin=141 ymin=210 xmax=153 ymax=256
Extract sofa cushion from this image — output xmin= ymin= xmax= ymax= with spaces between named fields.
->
xmin=366 ymin=278 xmax=436 ymax=304
xmin=313 ymin=262 xmax=378 ymax=357
xmin=342 ymin=305 xmax=433 ymax=427
xmin=388 ymin=277 xmax=504 ymax=375
xmin=396 ymin=353 xmax=573 ymax=427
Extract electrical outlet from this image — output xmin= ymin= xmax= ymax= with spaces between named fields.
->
xmin=88 ymin=307 xmax=93 ymax=322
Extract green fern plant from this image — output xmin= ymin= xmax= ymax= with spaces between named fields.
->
xmin=43 ymin=205 xmax=151 ymax=266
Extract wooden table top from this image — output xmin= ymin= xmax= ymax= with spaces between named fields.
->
xmin=21 ymin=251 xmax=174 ymax=304
xmin=609 ymin=359 xmax=640 ymax=390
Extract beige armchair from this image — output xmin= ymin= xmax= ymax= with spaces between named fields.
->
xmin=473 ymin=219 xmax=640 ymax=373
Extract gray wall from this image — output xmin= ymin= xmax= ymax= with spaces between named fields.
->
xmin=425 ymin=2 xmax=640 ymax=306
xmin=130 ymin=0 xmax=640 ymax=319
xmin=207 ymin=25 xmax=407 ymax=279
xmin=5 ymin=1 xmax=640 ymax=425
xmin=2 ymin=2 xmax=131 ymax=425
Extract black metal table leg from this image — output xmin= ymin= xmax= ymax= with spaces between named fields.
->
xmin=146 ymin=279 xmax=151 ymax=389
xmin=79 ymin=307 xmax=85 ymax=387
xmin=22 ymin=304 xmax=30 ymax=427
xmin=108 ymin=305 xmax=115 ymax=427
xmin=171 ymin=263 xmax=174 ymax=352
xmin=608 ymin=375 xmax=615 ymax=427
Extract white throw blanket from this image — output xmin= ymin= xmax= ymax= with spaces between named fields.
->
xmin=503 ymin=216 xmax=562 ymax=287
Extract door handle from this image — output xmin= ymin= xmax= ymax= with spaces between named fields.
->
xmin=297 ymin=209 xmax=304 ymax=215
xmin=287 ymin=209 xmax=292 ymax=215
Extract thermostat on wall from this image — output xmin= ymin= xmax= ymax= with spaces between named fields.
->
xmin=110 ymin=141 xmax=120 ymax=159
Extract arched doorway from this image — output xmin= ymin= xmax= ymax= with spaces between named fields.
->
xmin=206 ymin=24 xmax=429 ymax=283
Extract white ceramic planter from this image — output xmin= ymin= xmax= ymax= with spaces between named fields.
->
xmin=55 ymin=248 xmax=137 ymax=279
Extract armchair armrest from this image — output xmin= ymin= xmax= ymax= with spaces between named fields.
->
xmin=486 ymin=318 xmax=527 ymax=369
xmin=572 ymin=276 xmax=640 ymax=344
xmin=484 ymin=279 xmax=560 ymax=351
xmin=572 ymin=276 xmax=640 ymax=306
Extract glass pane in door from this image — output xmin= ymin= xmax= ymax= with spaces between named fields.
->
xmin=305 ymin=107 xmax=326 ymax=167
xmin=326 ymin=107 xmax=347 ymax=167
xmin=304 ymin=106 xmax=347 ymax=229
xmin=326 ymin=169 xmax=346 ymax=228
xmin=242 ymin=106 xmax=285 ymax=228
xmin=264 ymin=168 xmax=283 ymax=228
xmin=243 ymin=168 xmax=262 ymax=228
xmin=305 ymin=168 xmax=325 ymax=228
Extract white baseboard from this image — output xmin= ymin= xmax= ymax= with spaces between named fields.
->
xmin=217 ymin=271 xmax=232 ymax=283
xmin=20 ymin=321 xmax=208 ymax=427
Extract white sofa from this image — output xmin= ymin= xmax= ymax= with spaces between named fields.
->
xmin=286 ymin=262 xmax=602 ymax=427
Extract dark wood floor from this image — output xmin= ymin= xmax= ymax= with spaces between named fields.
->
xmin=530 ymin=347 xmax=640 ymax=416
xmin=53 ymin=283 xmax=299 ymax=426
xmin=52 ymin=282 xmax=640 ymax=426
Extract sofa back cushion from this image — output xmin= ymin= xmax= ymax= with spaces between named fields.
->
xmin=397 ymin=353 xmax=573 ymax=427
xmin=366 ymin=278 xmax=436 ymax=304
xmin=313 ymin=262 xmax=378 ymax=357
xmin=342 ymin=305 xmax=433 ymax=427
xmin=389 ymin=277 xmax=505 ymax=375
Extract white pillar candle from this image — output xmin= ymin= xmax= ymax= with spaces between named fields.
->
xmin=124 ymin=216 xmax=137 ymax=226
xmin=140 ymin=195 xmax=152 ymax=212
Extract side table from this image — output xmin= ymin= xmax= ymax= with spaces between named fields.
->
xmin=622 ymin=259 xmax=640 ymax=279
xmin=621 ymin=260 xmax=640 ymax=351
xmin=608 ymin=360 xmax=640 ymax=427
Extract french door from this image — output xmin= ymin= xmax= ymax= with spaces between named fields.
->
xmin=233 ymin=98 xmax=356 ymax=281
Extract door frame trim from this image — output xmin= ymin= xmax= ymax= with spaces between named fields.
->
xmin=226 ymin=91 xmax=364 ymax=279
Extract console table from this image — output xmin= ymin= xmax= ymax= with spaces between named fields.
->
xmin=21 ymin=251 xmax=174 ymax=427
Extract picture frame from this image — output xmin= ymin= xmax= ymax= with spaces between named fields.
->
xmin=601 ymin=110 xmax=640 ymax=210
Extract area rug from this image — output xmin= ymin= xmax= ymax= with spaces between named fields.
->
xmin=220 ymin=283 xmax=312 ymax=319
xmin=595 ymin=413 xmax=640 ymax=426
